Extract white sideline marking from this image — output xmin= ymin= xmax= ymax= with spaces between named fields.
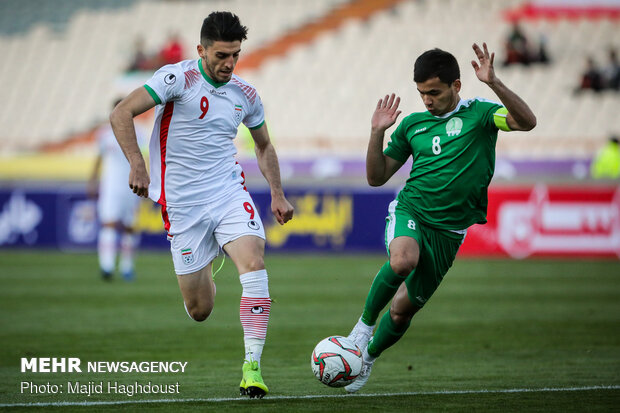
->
xmin=1 ymin=385 xmax=618 ymax=408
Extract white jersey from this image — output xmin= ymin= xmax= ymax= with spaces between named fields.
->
xmin=97 ymin=123 xmax=145 ymax=225
xmin=144 ymin=59 xmax=265 ymax=207
xmin=97 ymin=123 xmax=131 ymax=190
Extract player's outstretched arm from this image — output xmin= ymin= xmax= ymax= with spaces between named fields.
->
xmin=367 ymin=94 xmax=404 ymax=186
xmin=471 ymin=42 xmax=537 ymax=131
xmin=110 ymin=87 xmax=157 ymax=198
xmin=250 ymin=123 xmax=294 ymax=225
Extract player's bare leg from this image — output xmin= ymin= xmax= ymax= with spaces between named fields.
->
xmin=177 ymin=264 xmax=216 ymax=322
xmin=224 ymin=235 xmax=270 ymax=398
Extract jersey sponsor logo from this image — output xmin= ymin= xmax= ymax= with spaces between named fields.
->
xmin=414 ymin=127 xmax=427 ymax=135
xmin=181 ymin=248 xmax=194 ymax=265
xmin=164 ymin=73 xmax=177 ymax=85
xmin=446 ymin=117 xmax=463 ymax=136
xmin=248 ymin=220 xmax=260 ymax=230
xmin=208 ymin=88 xmax=227 ymax=96
xmin=234 ymin=105 xmax=243 ymax=122
xmin=251 ymin=306 xmax=264 ymax=314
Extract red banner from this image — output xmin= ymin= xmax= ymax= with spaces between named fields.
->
xmin=460 ymin=185 xmax=620 ymax=258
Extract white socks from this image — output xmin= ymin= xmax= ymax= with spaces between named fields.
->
xmin=240 ymin=269 xmax=271 ymax=366
xmin=119 ymin=232 xmax=137 ymax=275
xmin=98 ymin=227 xmax=117 ymax=273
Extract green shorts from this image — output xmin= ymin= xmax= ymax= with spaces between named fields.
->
xmin=384 ymin=200 xmax=466 ymax=307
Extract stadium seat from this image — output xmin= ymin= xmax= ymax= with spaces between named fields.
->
xmin=1 ymin=0 xmax=618 ymax=161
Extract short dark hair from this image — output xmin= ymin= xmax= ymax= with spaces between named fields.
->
xmin=200 ymin=11 xmax=248 ymax=46
xmin=413 ymin=48 xmax=460 ymax=85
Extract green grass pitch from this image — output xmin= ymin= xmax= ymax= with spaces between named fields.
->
xmin=0 ymin=250 xmax=618 ymax=412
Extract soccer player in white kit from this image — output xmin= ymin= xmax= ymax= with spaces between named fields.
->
xmin=88 ymin=99 xmax=146 ymax=281
xmin=110 ymin=12 xmax=294 ymax=398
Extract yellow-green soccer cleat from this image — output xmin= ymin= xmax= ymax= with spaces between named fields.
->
xmin=240 ymin=360 xmax=269 ymax=398
xmin=239 ymin=377 xmax=247 ymax=396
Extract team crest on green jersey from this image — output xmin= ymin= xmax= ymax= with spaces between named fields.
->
xmin=446 ymin=118 xmax=463 ymax=136
xmin=234 ymin=105 xmax=243 ymax=122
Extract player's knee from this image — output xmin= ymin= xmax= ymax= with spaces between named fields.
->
xmin=389 ymin=288 xmax=420 ymax=327
xmin=187 ymin=302 xmax=213 ymax=322
xmin=389 ymin=306 xmax=415 ymax=327
xmin=389 ymin=254 xmax=417 ymax=277
xmin=245 ymin=256 xmax=265 ymax=273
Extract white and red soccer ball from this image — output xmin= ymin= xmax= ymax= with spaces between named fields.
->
xmin=311 ymin=336 xmax=363 ymax=387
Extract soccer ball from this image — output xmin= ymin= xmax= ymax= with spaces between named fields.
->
xmin=311 ymin=336 xmax=362 ymax=387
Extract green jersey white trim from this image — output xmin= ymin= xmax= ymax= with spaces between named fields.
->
xmin=384 ymin=97 xmax=505 ymax=230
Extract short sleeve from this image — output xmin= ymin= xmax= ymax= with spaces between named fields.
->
xmin=242 ymin=92 xmax=265 ymax=130
xmin=144 ymin=64 xmax=184 ymax=105
xmin=475 ymin=99 xmax=507 ymax=132
xmin=383 ymin=120 xmax=412 ymax=163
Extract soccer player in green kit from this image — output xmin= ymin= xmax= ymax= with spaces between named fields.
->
xmin=344 ymin=43 xmax=537 ymax=393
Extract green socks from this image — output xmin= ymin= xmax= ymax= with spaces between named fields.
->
xmin=360 ymin=261 xmax=412 ymax=358
xmin=361 ymin=261 xmax=406 ymax=326
xmin=367 ymin=310 xmax=411 ymax=357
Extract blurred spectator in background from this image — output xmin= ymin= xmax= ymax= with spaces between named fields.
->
xmin=125 ymin=33 xmax=186 ymax=72
xmin=576 ymin=57 xmax=604 ymax=93
xmin=503 ymin=22 xmax=531 ymax=66
xmin=503 ymin=22 xmax=550 ymax=66
xmin=127 ymin=36 xmax=153 ymax=72
xmin=602 ymin=48 xmax=620 ymax=91
xmin=88 ymin=99 xmax=147 ymax=281
xmin=590 ymin=135 xmax=620 ymax=179
xmin=158 ymin=32 xmax=185 ymax=65
xmin=536 ymin=33 xmax=551 ymax=65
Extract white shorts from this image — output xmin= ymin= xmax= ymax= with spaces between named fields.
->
xmin=98 ymin=180 xmax=140 ymax=227
xmin=165 ymin=189 xmax=265 ymax=275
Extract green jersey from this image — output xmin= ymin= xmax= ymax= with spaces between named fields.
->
xmin=384 ymin=97 xmax=509 ymax=230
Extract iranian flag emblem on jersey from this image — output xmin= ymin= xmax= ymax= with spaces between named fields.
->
xmin=234 ymin=105 xmax=242 ymax=122
xmin=181 ymin=248 xmax=194 ymax=265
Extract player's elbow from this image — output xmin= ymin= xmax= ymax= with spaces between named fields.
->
xmin=522 ymin=115 xmax=537 ymax=131
xmin=527 ymin=115 xmax=537 ymax=130
xmin=109 ymin=106 xmax=122 ymax=128
xmin=516 ymin=114 xmax=537 ymax=131
xmin=367 ymin=175 xmax=386 ymax=187
xmin=109 ymin=103 xmax=132 ymax=128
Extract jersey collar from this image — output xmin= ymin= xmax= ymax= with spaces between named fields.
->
xmin=198 ymin=59 xmax=228 ymax=88
xmin=433 ymin=99 xmax=466 ymax=119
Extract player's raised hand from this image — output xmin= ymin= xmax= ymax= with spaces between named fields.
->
xmin=271 ymin=194 xmax=294 ymax=225
xmin=471 ymin=42 xmax=497 ymax=85
xmin=371 ymin=93 xmax=402 ymax=132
